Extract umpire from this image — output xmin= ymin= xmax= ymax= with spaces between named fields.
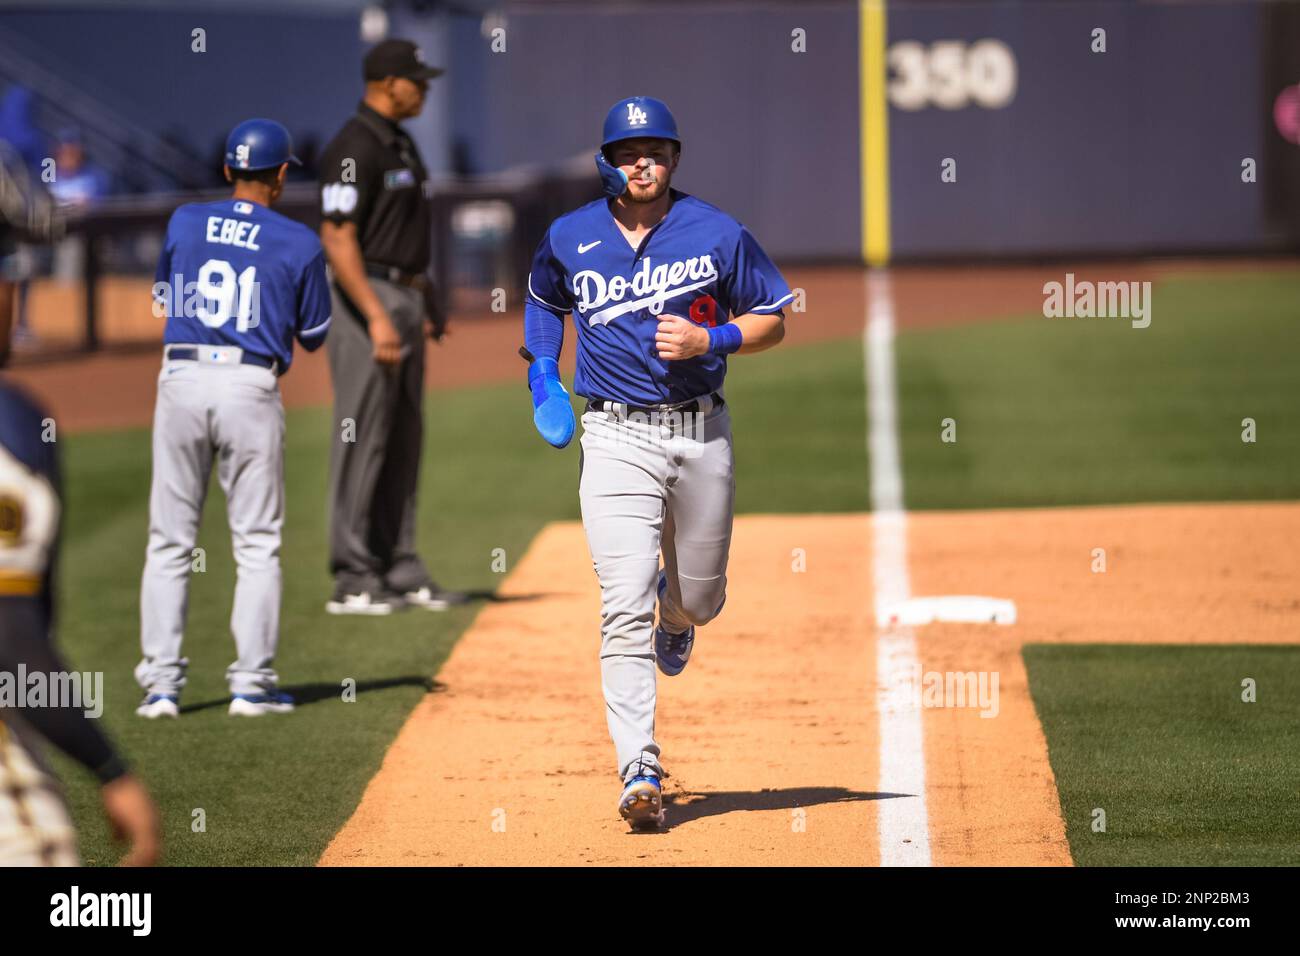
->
xmin=318 ymin=39 xmax=464 ymax=615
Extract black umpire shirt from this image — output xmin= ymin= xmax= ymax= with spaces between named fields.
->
xmin=318 ymin=102 xmax=433 ymax=275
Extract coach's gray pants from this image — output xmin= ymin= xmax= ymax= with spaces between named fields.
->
xmin=137 ymin=359 xmax=285 ymax=697
xmin=326 ymin=279 xmax=431 ymax=594
xmin=578 ymin=400 xmax=734 ymax=780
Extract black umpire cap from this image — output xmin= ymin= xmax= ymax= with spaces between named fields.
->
xmin=363 ymin=39 xmax=445 ymax=82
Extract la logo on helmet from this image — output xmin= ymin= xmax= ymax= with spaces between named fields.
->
xmin=626 ymin=103 xmax=648 ymax=126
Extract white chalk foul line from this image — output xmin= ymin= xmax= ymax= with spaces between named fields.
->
xmin=865 ymin=268 xmax=933 ymax=867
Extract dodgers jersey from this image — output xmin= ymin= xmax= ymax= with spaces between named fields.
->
xmin=155 ymin=198 xmax=331 ymax=372
xmin=525 ymin=190 xmax=793 ymax=405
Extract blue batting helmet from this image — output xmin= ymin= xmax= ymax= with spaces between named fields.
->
xmin=224 ymin=118 xmax=301 ymax=172
xmin=600 ymin=96 xmax=680 ymax=150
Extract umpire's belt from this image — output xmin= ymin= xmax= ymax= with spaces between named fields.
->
xmin=365 ymin=262 xmax=429 ymax=290
xmin=164 ymin=344 xmax=278 ymax=374
xmin=587 ymin=392 xmax=725 ymax=419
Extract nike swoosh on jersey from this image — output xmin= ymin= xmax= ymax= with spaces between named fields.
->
xmin=578 ymin=241 xmax=602 ymax=254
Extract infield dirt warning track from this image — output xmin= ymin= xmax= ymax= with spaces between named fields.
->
xmin=319 ymin=502 xmax=1299 ymax=867
xmin=320 ymin=515 xmax=883 ymax=866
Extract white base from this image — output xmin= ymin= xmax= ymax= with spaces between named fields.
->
xmin=877 ymin=595 xmax=1017 ymax=628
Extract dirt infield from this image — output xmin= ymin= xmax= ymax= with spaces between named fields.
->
xmin=909 ymin=501 xmax=1300 ymax=866
xmin=320 ymin=500 xmax=1299 ymax=866
xmin=321 ymin=515 xmax=881 ymax=866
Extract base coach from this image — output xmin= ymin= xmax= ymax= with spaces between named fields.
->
xmin=318 ymin=39 xmax=465 ymax=615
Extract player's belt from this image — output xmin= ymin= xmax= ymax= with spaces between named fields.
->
xmin=364 ymin=262 xmax=429 ymax=290
xmin=587 ymin=392 xmax=725 ymax=418
xmin=164 ymin=345 xmax=277 ymax=372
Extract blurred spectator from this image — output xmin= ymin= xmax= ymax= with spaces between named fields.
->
xmin=0 ymin=86 xmax=45 ymax=173
xmin=48 ymin=129 xmax=110 ymax=209
xmin=45 ymin=129 xmax=108 ymax=284
xmin=0 ymin=87 xmax=52 ymax=347
xmin=0 ymin=134 xmax=63 ymax=353
xmin=0 ymin=135 xmax=41 ymax=350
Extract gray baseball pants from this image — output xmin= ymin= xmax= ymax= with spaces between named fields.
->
xmin=326 ymin=279 xmax=431 ymax=594
xmin=137 ymin=354 xmax=285 ymax=697
xmin=578 ymin=398 xmax=735 ymax=780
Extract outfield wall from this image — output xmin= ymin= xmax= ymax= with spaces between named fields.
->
xmin=455 ymin=2 xmax=862 ymax=260
xmin=465 ymin=0 xmax=1300 ymax=261
xmin=883 ymin=0 xmax=1295 ymax=259
xmin=4 ymin=1 xmax=1295 ymax=261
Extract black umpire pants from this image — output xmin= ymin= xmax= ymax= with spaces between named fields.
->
xmin=326 ymin=277 xmax=432 ymax=595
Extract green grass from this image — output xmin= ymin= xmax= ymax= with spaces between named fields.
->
xmin=726 ymin=337 xmax=868 ymax=513
xmin=52 ymin=386 xmax=577 ymax=865
xmin=1024 ymin=644 xmax=1300 ymax=866
xmin=896 ymin=272 xmax=1300 ymax=509
xmin=47 ymin=336 xmax=868 ymax=865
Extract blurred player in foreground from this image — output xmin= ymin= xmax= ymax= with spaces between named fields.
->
xmin=0 ymin=229 xmax=160 ymax=865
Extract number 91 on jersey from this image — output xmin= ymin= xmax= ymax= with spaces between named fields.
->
xmin=151 ymin=259 xmax=262 ymax=332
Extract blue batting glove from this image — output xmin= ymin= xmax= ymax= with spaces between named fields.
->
xmin=595 ymin=152 xmax=628 ymax=198
xmin=528 ymin=357 xmax=576 ymax=449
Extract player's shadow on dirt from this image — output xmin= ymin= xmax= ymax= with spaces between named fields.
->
xmin=470 ymin=590 xmax=548 ymax=604
xmin=659 ymin=787 xmax=908 ymax=828
xmin=179 ymin=676 xmax=445 ymax=714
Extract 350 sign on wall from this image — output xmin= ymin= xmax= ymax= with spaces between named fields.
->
xmin=887 ymin=39 xmax=1017 ymax=111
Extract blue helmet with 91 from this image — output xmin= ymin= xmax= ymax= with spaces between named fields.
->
xmin=224 ymin=118 xmax=301 ymax=172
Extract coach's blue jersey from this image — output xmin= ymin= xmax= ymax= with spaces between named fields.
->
xmin=525 ymin=190 xmax=792 ymax=405
xmin=155 ymin=198 xmax=331 ymax=372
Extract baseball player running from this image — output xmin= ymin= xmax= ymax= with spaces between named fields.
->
xmin=522 ymin=96 xmax=792 ymax=829
xmin=135 ymin=119 xmax=331 ymax=719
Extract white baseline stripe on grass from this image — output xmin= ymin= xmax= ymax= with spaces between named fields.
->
xmin=865 ymin=268 xmax=932 ymax=867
